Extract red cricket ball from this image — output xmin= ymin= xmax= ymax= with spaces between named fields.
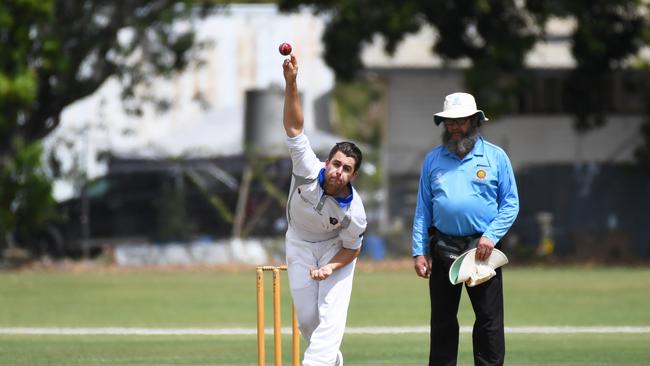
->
xmin=278 ymin=42 xmax=292 ymax=56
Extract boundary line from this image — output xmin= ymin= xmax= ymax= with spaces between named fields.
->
xmin=1 ymin=326 xmax=649 ymax=336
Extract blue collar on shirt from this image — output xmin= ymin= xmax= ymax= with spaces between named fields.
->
xmin=318 ymin=168 xmax=353 ymax=207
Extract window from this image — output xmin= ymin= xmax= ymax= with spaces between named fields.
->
xmin=514 ymin=69 xmax=648 ymax=114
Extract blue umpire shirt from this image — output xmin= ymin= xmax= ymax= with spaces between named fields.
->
xmin=411 ymin=136 xmax=519 ymax=257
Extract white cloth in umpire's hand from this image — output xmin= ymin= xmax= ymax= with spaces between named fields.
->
xmin=448 ymin=248 xmax=508 ymax=287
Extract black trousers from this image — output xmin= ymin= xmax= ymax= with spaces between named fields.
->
xmin=428 ymin=258 xmax=505 ymax=366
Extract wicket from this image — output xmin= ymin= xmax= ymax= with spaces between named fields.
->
xmin=256 ymin=265 xmax=300 ymax=366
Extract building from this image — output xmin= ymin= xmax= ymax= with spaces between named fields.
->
xmin=45 ymin=4 xmax=342 ymax=200
xmin=45 ymin=6 xmax=650 ymax=259
xmin=363 ymin=21 xmax=650 ymax=259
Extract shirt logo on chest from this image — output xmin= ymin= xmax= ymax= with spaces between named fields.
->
xmin=329 ymin=217 xmax=339 ymax=226
xmin=476 ymin=169 xmax=487 ymax=180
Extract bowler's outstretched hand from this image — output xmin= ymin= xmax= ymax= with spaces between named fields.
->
xmin=283 ymin=55 xmax=298 ymax=84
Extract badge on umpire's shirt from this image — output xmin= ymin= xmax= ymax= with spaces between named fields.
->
xmin=329 ymin=217 xmax=338 ymax=226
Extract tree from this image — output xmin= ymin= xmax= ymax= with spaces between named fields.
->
xmin=0 ymin=1 xmax=223 ymax=250
xmin=278 ymin=0 xmax=539 ymax=113
xmin=527 ymin=0 xmax=649 ymax=131
xmin=0 ymin=140 xmax=54 ymax=253
xmin=278 ymin=0 xmax=650 ymax=143
xmin=632 ymin=59 xmax=650 ymax=170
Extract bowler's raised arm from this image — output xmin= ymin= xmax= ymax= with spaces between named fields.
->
xmin=282 ymin=55 xmax=303 ymax=137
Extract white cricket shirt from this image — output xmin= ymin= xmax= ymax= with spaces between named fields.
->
xmin=285 ymin=133 xmax=367 ymax=249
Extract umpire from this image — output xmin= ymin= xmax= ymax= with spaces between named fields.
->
xmin=411 ymin=92 xmax=519 ymax=366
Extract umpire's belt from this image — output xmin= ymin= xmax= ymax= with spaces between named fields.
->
xmin=429 ymin=227 xmax=481 ymax=270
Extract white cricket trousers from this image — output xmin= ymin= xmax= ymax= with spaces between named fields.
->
xmin=285 ymin=235 xmax=356 ymax=366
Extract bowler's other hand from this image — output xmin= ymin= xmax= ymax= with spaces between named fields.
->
xmin=310 ymin=265 xmax=333 ymax=281
xmin=413 ymin=255 xmax=430 ymax=279
xmin=476 ymin=236 xmax=495 ymax=261
xmin=282 ymin=54 xmax=298 ymax=84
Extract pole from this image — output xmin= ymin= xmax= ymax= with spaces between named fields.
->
xmin=256 ymin=268 xmax=265 ymax=366
xmin=272 ymin=267 xmax=282 ymax=366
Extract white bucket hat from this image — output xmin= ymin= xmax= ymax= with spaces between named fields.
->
xmin=434 ymin=92 xmax=489 ymax=125
xmin=448 ymin=248 xmax=508 ymax=287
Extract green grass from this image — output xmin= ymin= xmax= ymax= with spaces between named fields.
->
xmin=0 ymin=270 xmax=258 ymax=327
xmin=3 ymin=266 xmax=647 ymax=327
xmin=0 ymin=265 xmax=649 ymax=365
xmin=0 ymin=333 xmax=649 ymax=366
xmin=503 ymin=267 xmax=650 ymax=326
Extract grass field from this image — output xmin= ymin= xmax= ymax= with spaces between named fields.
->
xmin=0 ymin=264 xmax=649 ymax=365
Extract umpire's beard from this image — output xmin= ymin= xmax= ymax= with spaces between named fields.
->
xmin=442 ymin=124 xmax=480 ymax=157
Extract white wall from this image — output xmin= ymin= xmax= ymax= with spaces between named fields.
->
xmin=46 ymin=4 xmax=335 ymax=200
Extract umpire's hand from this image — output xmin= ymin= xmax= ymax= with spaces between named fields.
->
xmin=413 ymin=255 xmax=430 ymax=279
xmin=475 ymin=236 xmax=495 ymax=261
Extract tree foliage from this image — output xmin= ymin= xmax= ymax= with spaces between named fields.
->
xmin=528 ymin=0 xmax=649 ymax=131
xmin=0 ymin=140 xmax=54 ymax=248
xmin=1 ymin=0 xmax=222 ymax=150
xmin=0 ymin=0 xmax=222 ymax=248
xmin=331 ymin=79 xmax=385 ymax=145
xmin=278 ymin=0 xmax=650 ymax=132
